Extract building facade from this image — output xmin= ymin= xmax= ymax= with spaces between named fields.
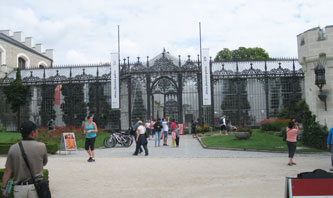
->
xmin=0 ymin=30 xmax=53 ymax=78
xmin=297 ymin=25 xmax=333 ymax=127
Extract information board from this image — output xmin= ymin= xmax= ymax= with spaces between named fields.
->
xmin=60 ymin=132 xmax=77 ymax=152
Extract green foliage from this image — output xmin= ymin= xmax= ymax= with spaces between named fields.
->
xmin=3 ymin=68 xmax=28 ymax=113
xmin=214 ymin=47 xmax=270 ymax=62
xmin=0 ymin=143 xmax=13 ymax=154
xmin=203 ymin=124 xmax=212 ymax=132
xmin=279 ymin=93 xmax=304 ymax=122
xmin=0 ymin=123 xmax=5 ymax=133
xmin=301 ymin=101 xmax=328 ymax=149
xmin=45 ymin=142 xmax=59 ymax=154
xmin=195 ymin=125 xmax=202 ymax=133
xmin=261 ymin=121 xmax=288 ymax=132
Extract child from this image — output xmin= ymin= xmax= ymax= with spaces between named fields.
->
xmin=175 ymin=124 xmax=180 ymax=147
xmin=171 ymin=128 xmax=176 ymax=147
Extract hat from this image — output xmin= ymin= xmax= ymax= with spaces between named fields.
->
xmin=20 ymin=121 xmax=37 ymax=136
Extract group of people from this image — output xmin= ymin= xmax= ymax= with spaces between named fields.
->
xmin=131 ymin=117 xmax=181 ymax=156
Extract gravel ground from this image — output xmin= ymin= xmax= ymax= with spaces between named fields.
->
xmin=0 ymin=135 xmax=330 ymax=198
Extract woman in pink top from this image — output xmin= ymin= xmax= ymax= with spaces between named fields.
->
xmin=286 ymin=121 xmax=299 ymax=166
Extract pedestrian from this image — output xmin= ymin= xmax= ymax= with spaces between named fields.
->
xmin=171 ymin=127 xmax=176 ymax=147
xmin=150 ymin=119 xmax=155 ymax=139
xmin=145 ymin=120 xmax=151 ymax=140
xmin=175 ymin=123 xmax=180 ymax=147
xmin=191 ymin=120 xmax=197 ymax=138
xmin=154 ymin=118 xmax=162 ymax=147
xmin=133 ymin=118 xmax=143 ymax=153
xmin=1 ymin=120 xmax=48 ymax=198
xmin=133 ymin=121 xmax=149 ymax=156
xmin=84 ymin=115 xmax=98 ymax=162
xmin=286 ymin=120 xmax=299 ymax=166
xmin=219 ymin=115 xmax=227 ymax=135
xmin=48 ymin=118 xmax=55 ymax=130
xmin=162 ymin=117 xmax=170 ymax=146
xmin=327 ymin=127 xmax=333 ymax=171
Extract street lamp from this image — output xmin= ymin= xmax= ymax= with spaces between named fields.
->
xmin=314 ymin=60 xmax=327 ymax=110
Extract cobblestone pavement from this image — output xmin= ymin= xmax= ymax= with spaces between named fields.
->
xmin=53 ymin=134 xmax=329 ymax=159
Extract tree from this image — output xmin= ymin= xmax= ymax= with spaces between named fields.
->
xmin=131 ymin=83 xmax=146 ymax=124
xmin=3 ymin=68 xmax=28 ymax=129
xmin=215 ymin=47 xmax=270 ymax=62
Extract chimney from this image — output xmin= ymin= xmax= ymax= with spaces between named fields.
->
xmin=24 ymin=37 xmax=34 ymax=47
xmin=35 ymin=43 xmax=43 ymax=53
xmin=44 ymin=49 xmax=54 ymax=60
xmin=13 ymin=31 xmax=23 ymax=42
xmin=0 ymin=30 xmax=10 ymax=36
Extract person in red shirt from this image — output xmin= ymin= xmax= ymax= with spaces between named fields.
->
xmin=286 ymin=120 xmax=299 ymax=166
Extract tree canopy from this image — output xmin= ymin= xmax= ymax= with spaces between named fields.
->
xmin=214 ymin=47 xmax=270 ymax=62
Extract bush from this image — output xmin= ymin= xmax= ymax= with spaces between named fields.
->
xmin=236 ymin=127 xmax=252 ymax=136
xmin=0 ymin=142 xmax=58 ymax=155
xmin=195 ymin=125 xmax=202 ymax=133
xmin=260 ymin=118 xmax=289 ymax=132
xmin=203 ymin=124 xmax=212 ymax=132
xmin=45 ymin=142 xmax=59 ymax=154
xmin=0 ymin=123 xmax=5 ymax=133
xmin=301 ymin=101 xmax=328 ymax=149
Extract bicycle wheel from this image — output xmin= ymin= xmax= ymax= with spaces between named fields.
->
xmin=104 ymin=136 xmax=115 ymax=148
xmin=123 ymin=135 xmax=133 ymax=147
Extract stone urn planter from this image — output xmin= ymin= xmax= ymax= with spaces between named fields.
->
xmin=234 ymin=132 xmax=251 ymax=140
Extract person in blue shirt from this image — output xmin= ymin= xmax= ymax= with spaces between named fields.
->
xmin=84 ymin=115 xmax=98 ymax=162
xmin=327 ymin=128 xmax=333 ymax=171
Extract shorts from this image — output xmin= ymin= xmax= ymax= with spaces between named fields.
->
xmin=85 ymin=137 xmax=96 ymax=150
xmin=163 ymin=131 xmax=168 ymax=139
xmin=220 ymin=125 xmax=226 ymax=131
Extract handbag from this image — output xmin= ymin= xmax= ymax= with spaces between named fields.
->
xmin=19 ymin=142 xmax=51 ymax=198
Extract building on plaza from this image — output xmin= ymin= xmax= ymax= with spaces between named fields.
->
xmin=297 ymin=25 xmax=333 ymax=127
xmin=0 ymin=30 xmax=53 ymax=78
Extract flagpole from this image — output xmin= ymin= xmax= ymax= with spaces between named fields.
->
xmin=118 ymin=25 xmax=120 ymax=64
xmin=199 ymin=22 xmax=202 ymax=65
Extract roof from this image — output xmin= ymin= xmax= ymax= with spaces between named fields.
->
xmin=0 ymin=33 xmax=53 ymax=61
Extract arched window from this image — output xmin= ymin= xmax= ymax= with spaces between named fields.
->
xmin=18 ymin=57 xmax=26 ymax=69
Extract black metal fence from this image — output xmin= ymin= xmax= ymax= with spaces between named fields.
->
xmin=0 ymin=54 xmax=304 ymax=132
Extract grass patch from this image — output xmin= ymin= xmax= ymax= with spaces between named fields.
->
xmin=201 ymin=130 xmax=323 ymax=152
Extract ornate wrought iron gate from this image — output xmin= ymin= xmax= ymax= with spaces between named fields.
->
xmin=0 ymin=50 xmax=304 ymax=131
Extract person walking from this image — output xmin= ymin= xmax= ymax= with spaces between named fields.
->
xmin=1 ymin=120 xmax=48 ymax=198
xmin=145 ymin=120 xmax=151 ymax=140
xmin=162 ymin=117 xmax=170 ymax=146
xmin=191 ymin=120 xmax=197 ymax=138
xmin=150 ymin=119 xmax=155 ymax=139
xmin=154 ymin=118 xmax=162 ymax=147
xmin=219 ymin=115 xmax=227 ymax=135
xmin=84 ymin=115 xmax=98 ymax=162
xmin=327 ymin=127 xmax=333 ymax=171
xmin=286 ymin=120 xmax=299 ymax=166
xmin=133 ymin=121 xmax=148 ymax=156
xmin=175 ymin=123 xmax=180 ymax=147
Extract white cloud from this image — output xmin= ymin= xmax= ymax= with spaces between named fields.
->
xmin=1 ymin=0 xmax=332 ymax=65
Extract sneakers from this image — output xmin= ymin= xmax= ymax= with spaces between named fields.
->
xmin=87 ymin=157 xmax=95 ymax=162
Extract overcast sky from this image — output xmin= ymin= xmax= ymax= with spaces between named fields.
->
xmin=1 ymin=0 xmax=332 ymax=65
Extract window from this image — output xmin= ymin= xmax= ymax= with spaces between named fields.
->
xmin=18 ymin=57 xmax=26 ymax=69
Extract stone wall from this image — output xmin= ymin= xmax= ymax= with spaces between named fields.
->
xmin=297 ymin=25 xmax=333 ymax=127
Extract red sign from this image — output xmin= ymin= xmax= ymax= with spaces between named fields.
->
xmin=287 ymin=178 xmax=333 ymax=197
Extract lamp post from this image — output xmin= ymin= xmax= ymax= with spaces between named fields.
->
xmin=314 ymin=60 xmax=327 ymax=110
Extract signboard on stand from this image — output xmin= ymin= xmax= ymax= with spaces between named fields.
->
xmin=285 ymin=177 xmax=333 ymax=197
xmin=60 ymin=132 xmax=77 ymax=153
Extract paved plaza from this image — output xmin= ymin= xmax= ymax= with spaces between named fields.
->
xmin=0 ymin=135 xmax=330 ymax=197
